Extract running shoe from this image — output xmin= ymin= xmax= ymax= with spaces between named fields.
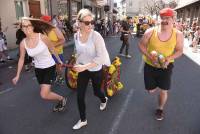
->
xmin=155 ymin=109 xmax=164 ymax=121
xmin=73 ymin=120 xmax=87 ymax=130
xmin=100 ymin=97 xmax=108 ymax=111
xmin=53 ymin=97 xmax=67 ymax=112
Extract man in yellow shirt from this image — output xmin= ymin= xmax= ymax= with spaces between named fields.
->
xmin=138 ymin=8 xmax=184 ymax=120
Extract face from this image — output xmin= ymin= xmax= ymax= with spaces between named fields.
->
xmin=160 ymin=16 xmax=174 ymax=27
xmin=79 ymin=16 xmax=94 ymax=33
xmin=21 ymin=20 xmax=33 ymax=35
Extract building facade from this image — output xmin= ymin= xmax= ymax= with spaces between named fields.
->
xmin=175 ymin=0 xmax=200 ymax=25
xmin=0 ymin=0 xmax=47 ymax=49
xmin=0 ymin=0 xmax=117 ymax=49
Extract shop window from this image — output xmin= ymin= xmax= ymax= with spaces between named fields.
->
xmin=14 ymin=1 xmax=24 ymax=20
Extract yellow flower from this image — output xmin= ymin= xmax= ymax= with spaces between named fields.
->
xmin=107 ymin=89 xmax=114 ymax=97
xmin=108 ymin=65 xmax=116 ymax=74
xmin=117 ymin=82 xmax=123 ymax=90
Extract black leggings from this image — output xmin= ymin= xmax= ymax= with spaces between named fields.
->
xmin=77 ymin=69 xmax=106 ymax=121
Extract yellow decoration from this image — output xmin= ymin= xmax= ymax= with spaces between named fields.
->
xmin=117 ymin=82 xmax=123 ymax=90
xmin=107 ymin=89 xmax=114 ymax=97
xmin=108 ymin=65 xmax=116 ymax=74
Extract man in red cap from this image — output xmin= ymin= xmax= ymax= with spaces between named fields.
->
xmin=138 ymin=8 xmax=184 ymax=120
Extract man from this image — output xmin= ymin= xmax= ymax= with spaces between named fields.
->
xmin=138 ymin=8 xmax=184 ymax=120
xmin=119 ymin=17 xmax=133 ymax=58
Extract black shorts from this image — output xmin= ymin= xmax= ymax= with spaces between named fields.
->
xmin=35 ymin=65 xmax=56 ymax=85
xmin=144 ymin=63 xmax=174 ymax=90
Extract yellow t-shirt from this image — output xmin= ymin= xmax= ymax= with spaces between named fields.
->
xmin=48 ymin=29 xmax=63 ymax=54
xmin=143 ymin=27 xmax=177 ymax=67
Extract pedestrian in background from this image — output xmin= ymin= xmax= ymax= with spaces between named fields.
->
xmin=138 ymin=8 xmax=183 ymax=120
xmin=0 ymin=27 xmax=12 ymax=63
xmin=12 ymin=17 xmax=67 ymax=112
xmin=72 ymin=9 xmax=110 ymax=130
xmin=119 ymin=17 xmax=132 ymax=58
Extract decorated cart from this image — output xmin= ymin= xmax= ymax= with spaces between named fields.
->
xmin=64 ymin=55 xmax=123 ymax=97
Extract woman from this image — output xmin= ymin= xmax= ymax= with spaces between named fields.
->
xmin=72 ymin=9 xmax=111 ymax=130
xmin=12 ymin=17 xmax=67 ymax=112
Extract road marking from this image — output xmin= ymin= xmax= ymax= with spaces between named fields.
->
xmin=138 ymin=60 xmax=144 ymax=74
xmin=109 ymin=89 xmax=134 ymax=134
xmin=0 ymin=88 xmax=14 ymax=95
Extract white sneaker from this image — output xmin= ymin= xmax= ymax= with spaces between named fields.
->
xmin=73 ymin=120 xmax=87 ymax=130
xmin=126 ymin=55 xmax=132 ymax=58
xmin=118 ymin=53 xmax=125 ymax=57
xmin=100 ymin=97 xmax=108 ymax=111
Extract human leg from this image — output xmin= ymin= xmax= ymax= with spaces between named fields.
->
xmin=73 ymin=71 xmax=89 ymax=129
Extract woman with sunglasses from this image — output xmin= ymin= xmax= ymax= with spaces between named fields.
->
xmin=12 ymin=17 xmax=67 ymax=112
xmin=72 ymin=9 xmax=111 ymax=130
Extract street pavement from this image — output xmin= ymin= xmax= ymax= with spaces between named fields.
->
xmin=0 ymin=35 xmax=200 ymax=134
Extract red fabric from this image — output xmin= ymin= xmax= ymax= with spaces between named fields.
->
xmin=159 ymin=8 xmax=174 ymax=17
xmin=41 ymin=15 xmax=51 ymax=22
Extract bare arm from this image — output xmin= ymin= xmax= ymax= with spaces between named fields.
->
xmin=41 ymin=34 xmax=63 ymax=64
xmin=166 ymin=31 xmax=184 ymax=61
xmin=53 ymin=28 xmax=65 ymax=47
xmin=12 ymin=40 xmax=26 ymax=84
xmin=138 ymin=28 xmax=154 ymax=60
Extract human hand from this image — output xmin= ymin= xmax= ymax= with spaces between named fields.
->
xmin=12 ymin=75 xmax=19 ymax=85
xmin=73 ymin=64 xmax=87 ymax=73
xmin=163 ymin=57 xmax=172 ymax=68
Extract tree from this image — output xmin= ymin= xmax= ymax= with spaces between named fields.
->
xmin=143 ymin=0 xmax=166 ymax=18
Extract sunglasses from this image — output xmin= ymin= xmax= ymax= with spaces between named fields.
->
xmin=22 ymin=24 xmax=32 ymax=29
xmin=80 ymin=20 xmax=95 ymax=25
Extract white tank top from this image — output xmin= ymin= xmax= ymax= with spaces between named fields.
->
xmin=24 ymin=33 xmax=55 ymax=68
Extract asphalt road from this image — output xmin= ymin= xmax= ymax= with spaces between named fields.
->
xmin=0 ymin=35 xmax=200 ymax=134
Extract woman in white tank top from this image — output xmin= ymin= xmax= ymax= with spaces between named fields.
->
xmin=12 ymin=17 xmax=67 ymax=112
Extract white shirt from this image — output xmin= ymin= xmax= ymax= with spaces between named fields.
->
xmin=74 ymin=30 xmax=111 ymax=71
xmin=24 ymin=33 xmax=55 ymax=68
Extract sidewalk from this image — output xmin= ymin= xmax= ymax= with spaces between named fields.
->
xmin=183 ymin=38 xmax=200 ymax=66
xmin=0 ymin=39 xmax=74 ymax=68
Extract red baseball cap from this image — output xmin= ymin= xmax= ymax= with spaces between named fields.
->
xmin=159 ymin=8 xmax=174 ymax=17
xmin=41 ymin=15 xmax=51 ymax=22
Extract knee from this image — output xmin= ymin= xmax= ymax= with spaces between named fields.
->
xmin=40 ymin=90 xmax=50 ymax=100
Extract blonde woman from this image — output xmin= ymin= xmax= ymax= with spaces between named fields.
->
xmin=12 ymin=17 xmax=67 ymax=112
xmin=72 ymin=9 xmax=111 ymax=130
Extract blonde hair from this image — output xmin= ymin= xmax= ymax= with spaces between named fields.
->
xmin=77 ymin=9 xmax=94 ymax=21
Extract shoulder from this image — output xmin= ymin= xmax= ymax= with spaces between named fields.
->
xmin=40 ymin=33 xmax=49 ymax=41
xmin=20 ymin=38 xmax=26 ymax=47
xmin=93 ymin=30 xmax=101 ymax=37
xmin=143 ymin=27 xmax=154 ymax=39
xmin=175 ymin=29 xmax=183 ymax=39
